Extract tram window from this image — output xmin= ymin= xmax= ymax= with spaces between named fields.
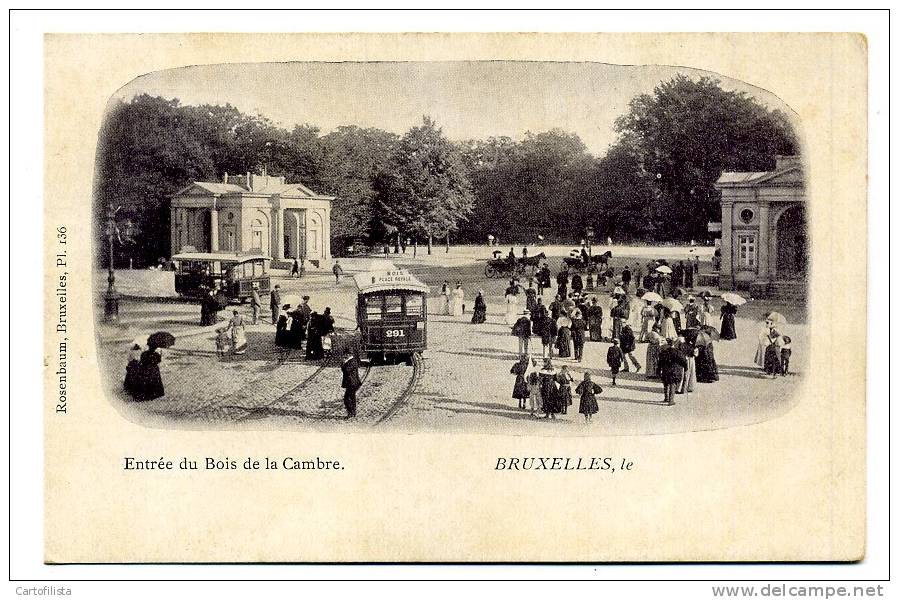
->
xmin=385 ymin=295 xmax=403 ymax=315
xmin=365 ymin=297 xmax=383 ymax=320
xmin=406 ymin=295 xmax=423 ymax=316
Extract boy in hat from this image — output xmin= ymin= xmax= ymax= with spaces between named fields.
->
xmin=780 ymin=335 xmax=793 ymax=375
xmin=511 ymin=310 xmax=532 ymax=356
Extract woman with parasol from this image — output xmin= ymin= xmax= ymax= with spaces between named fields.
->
xmin=131 ymin=332 xmax=174 ymax=401
xmin=719 ymin=292 xmax=745 ymax=340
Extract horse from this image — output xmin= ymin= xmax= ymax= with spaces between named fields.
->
xmin=517 ymin=252 xmax=546 ymax=275
xmin=589 ymin=250 xmax=613 ymax=267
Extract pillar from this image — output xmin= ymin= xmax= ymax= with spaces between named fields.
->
xmin=209 ymin=207 xmax=220 ymax=252
xmin=274 ymin=207 xmax=284 ymax=259
xmin=170 ymin=206 xmax=178 ymax=256
xmin=720 ymin=199 xmax=733 ymax=289
xmin=756 ymin=201 xmax=770 ymax=281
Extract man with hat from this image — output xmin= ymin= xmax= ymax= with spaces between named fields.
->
xmin=340 ymin=346 xmax=362 ymax=418
xmin=269 ymin=284 xmax=282 ymax=325
xmin=657 ymin=338 xmax=687 ymax=405
xmin=511 ymin=310 xmax=532 ymax=356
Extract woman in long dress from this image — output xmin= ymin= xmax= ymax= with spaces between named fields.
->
xmin=676 ymin=337 xmax=697 ymax=394
xmin=504 ymin=291 xmax=519 ymax=326
xmin=587 ymin=299 xmax=603 ymax=342
xmin=644 ymin=329 xmax=663 ymax=378
xmin=763 ymin=330 xmax=783 ymax=377
xmin=451 ymin=282 xmax=465 ymax=317
xmin=437 ymin=281 xmax=450 ymax=315
xmin=133 ymin=343 xmax=164 ymax=401
xmin=660 ymin=307 xmax=678 ymax=340
xmin=754 ymin=320 xmax=774 ymax=367
xmin=123 ymin=342 xmax=143 ymax=395
xmin=699 ymin=296 xmax=714 ymax=327
xmin=555 ymin=365 xmax=574 ymax=414
xmin=539 ymin=360 xmax=561 ymax=419
xmin=555 ymin=313 xmax=572 ymax=358
xmin=471 ymin=290 xmax=487 ymax=324
xmin=510 ymin=356 xmax=530 ymax=409
xmin=639 ymin=302 xmax=657 ymax=342
xmin=226 ymin=310 xmax=248 ymax=355
xmin=695 ymin=340 xmax=720 ymax=383
xmin=443 ymin=283 xmax=453 ymax=316
xmin=576 ymin=372 xmax=601 ymax=422
xmin=720 ymin=302 xmax=738 ymax=340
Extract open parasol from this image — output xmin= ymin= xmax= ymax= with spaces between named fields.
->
xmin=661 ymin=297 xmax=684 ymax=312
xmin=720 ymin=292 xmax=747 ymax=306
xmin=655 ymin=265 xmax=673 ymax=274
xmin=766 ymin=311 xmax=788 ymax=325
xmin=612 ymin=286 xmax=625 ymax=296
xmin=147 ymin=331 xmax=176 ymax=349
xmin=641 ymin=291 xmax=663 ymax=303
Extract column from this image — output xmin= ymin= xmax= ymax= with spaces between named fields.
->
xmin=720 ymin=200 xmax=733 ymax=289
xmin=170 ymin=206 xmax=178 ymax=256
xmin=209 ymin=207 xmax=220 ymax=252
xmin=756 ymin=201 xmax=770 ymax=281
xmin=274 ymin=208 xmax=285 ymax=259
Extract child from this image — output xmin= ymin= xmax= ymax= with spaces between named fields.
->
xmin=526 ymin=359 xmax=542 ymax=417
xmin=780 ymin=335 xmax=793 ymax=375
xmin=575 ymin=372 xmax=602 ymax=423
xmin=215 ymin=327 xmax=231 ymax=358
xmin=606 ymin=338 xmax=624 ymax=386
xmin=763 ymin=330 xmax=782 ymax=378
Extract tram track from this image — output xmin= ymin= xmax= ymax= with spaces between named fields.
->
xmin=373 ymin=353 xmax=424 ymax=426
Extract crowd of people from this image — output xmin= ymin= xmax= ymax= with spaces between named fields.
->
xmin=498 ymin=252 xmax=792 ymax=420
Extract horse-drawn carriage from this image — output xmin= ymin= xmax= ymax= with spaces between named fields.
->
xmin=484 ymin=251 xmax=546 ymax=279
xmin=561 ymin=249 xmax=612 ymax=272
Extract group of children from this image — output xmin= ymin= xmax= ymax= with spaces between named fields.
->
xmin=510 ymin=356 xmax=603 ymax=423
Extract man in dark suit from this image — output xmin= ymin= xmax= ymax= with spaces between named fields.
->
xmin=270 ymin=285 xmax=282 ymax=325
xmin=657 ymin=338 xmax=687 ymax=405
xmin=341 ymin=347 xmax=362 ymax=418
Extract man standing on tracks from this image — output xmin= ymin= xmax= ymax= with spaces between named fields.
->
xmin=341 ymin=347 xmax=362 ymax=418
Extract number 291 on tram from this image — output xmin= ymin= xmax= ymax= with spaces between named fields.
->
xmin=354 ymin=268 xmax=429 ymax=361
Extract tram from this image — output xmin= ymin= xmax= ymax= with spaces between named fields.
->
xmin=354 ymin=263 xmax=429 ymax=362
xmin=173 ymin=251 xmax=271 ymax=303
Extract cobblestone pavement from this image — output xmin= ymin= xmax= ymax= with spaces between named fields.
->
xmin=99 ymin=246 xmax=806 ymax=435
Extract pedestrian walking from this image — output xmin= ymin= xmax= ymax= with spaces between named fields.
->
xmin=619 ymin=324 xmax=642 ymax=372
xmin=676 ymin=336 xmax=697 ymax=394
xmin=606 ymin=339 xmax=624 ymax=386
xmin=541 ymin=314 xmax=558 ymax=359
xmin=510 ymin=356 xmax=530 ymax=409
xmin=683 ymin=296 xmax=700 ymax=329
xmin=644 ymin=328 xmax=663 ymax=378
xmin=587 ymin=297 xmax=603 ymax=342
xmin=340 ymin=347 xmax=362 ymax=418
xmin=291 ymin=258 xmax=300 ymax=278
xmin=332 ymin=259 xmax=344 ymax=284
xmin=720 ymin=301 xmax=738 ymax=340
xmin=555 ymin=313 xmax=572 ymax=358
xmin=657 ymin=338 xmax=687 ymax=405
xmin=270 ymin=284 xmax=282 ymax=325
xmin=225 ymin=309 xmax=248 ymax=355
xmin=555 ymin=365 xmax=574 ymax=414
xmin=512 ymin=311 xmax=532 ymax=356
xmin=527 ymin=360 xmax=542 ymax=417
xmin=575 ymin=372 xmax=602 ymax=422
xmin=539 ymin=360 xmax=561 ymax=419
xmin=763 ymin=330 xmax=783 ymax=377
xmin=471 ymin=290 xmax=487 ymax=324
xmin=451 ymin=281 xmax=465 ymax=317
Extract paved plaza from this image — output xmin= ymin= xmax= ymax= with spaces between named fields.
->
xmin=97 ymin=245 xmax=806 ymax=435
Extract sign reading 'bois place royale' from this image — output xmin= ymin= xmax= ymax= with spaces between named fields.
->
xmin=371 ymin=270 xmax=414 ymax=285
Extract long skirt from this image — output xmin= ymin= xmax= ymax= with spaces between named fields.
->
xmin=231 ymin=325 xmax=248 ymax=355
xmin=504 ymin=297 xmax=518 ymax=326
xmin=645 ymin=343 xmax=660 ymax=378
xmin=512 ymin=376 xmax=529 ymax=400
xmin=556 ymin=328 xmax=572 ymax=357
xmin=588 ymin=316 xmax=603 ymax=341
xmin=437 ymin=295 xmax=448 ymax=314
xmin=444 ymin=294 xmax=453 ymax=316
xmin=696 ymin=345 xmax=720 ymax=382
xmin=472 ymin=306 xmax=487 ymax=324
xmin=579 ymin=395 xmax=599 ymax=415
xmin=639 ymin=315 xmax=654 ymax=342
xmin=541 ymin=379 xmax=561 ymax=414
xmin=558 ymin=384 xmax=572 ymax=410
xmin=754 ymin=334 xmax=768 ymax=367
xmin=678 ymin=356 xmax=696 ymax=393
xmin=661 ymin=318 xmax=677 ymax=340
xmin=764 ymin=345 xmax=782 ymax=375
xmin=720 ymin=314 xmax=737 ymax=340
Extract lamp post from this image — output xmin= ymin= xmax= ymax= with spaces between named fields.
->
xmin=585 ymin=226 xmax=595 ymax=255
xmin=103 ymin=205 xmax=136 ymax=323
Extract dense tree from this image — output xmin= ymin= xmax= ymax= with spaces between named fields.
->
xmin=375 ymin=117 xmax=474 ymax=254
xmin=614 ymin=75 xmax=798 ymax=239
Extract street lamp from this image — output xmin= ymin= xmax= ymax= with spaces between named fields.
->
xmin=585 ymin=226 xmax=595 ymax=255
xmin=103 ymin=205 xmax=136 ymax=322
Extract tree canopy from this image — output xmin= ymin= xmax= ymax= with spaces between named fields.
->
xmin=94 ymin=75 xmax=799 ymax=264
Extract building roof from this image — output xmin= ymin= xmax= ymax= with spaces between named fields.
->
xmin=716 ymin=172 xmax=770 ymax=185
xmin=172 ymin=175 xmax=334 ymax=199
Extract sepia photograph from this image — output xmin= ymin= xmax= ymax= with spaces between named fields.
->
xmin=94 ymin=61 xmax=808 ymax=434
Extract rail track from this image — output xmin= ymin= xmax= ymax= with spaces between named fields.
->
xmin=373 ymin=353 xmax=424 ymax=426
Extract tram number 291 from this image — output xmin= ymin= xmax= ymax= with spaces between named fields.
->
xmin=384 ymin=329 xmax=406 ymax=338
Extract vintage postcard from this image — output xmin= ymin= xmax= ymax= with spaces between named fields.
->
xmin=43 ymin=32 xmax=867 ymax=562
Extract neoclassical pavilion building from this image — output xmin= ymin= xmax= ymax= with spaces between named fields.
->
xmin=170 ymin=172 xmax=333 ymax=264
xmin=714 ymin=155 xmax=807 ymax=298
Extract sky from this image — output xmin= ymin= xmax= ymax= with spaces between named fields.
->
xmin=112 ymin=61 xmax=795 ymax=156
